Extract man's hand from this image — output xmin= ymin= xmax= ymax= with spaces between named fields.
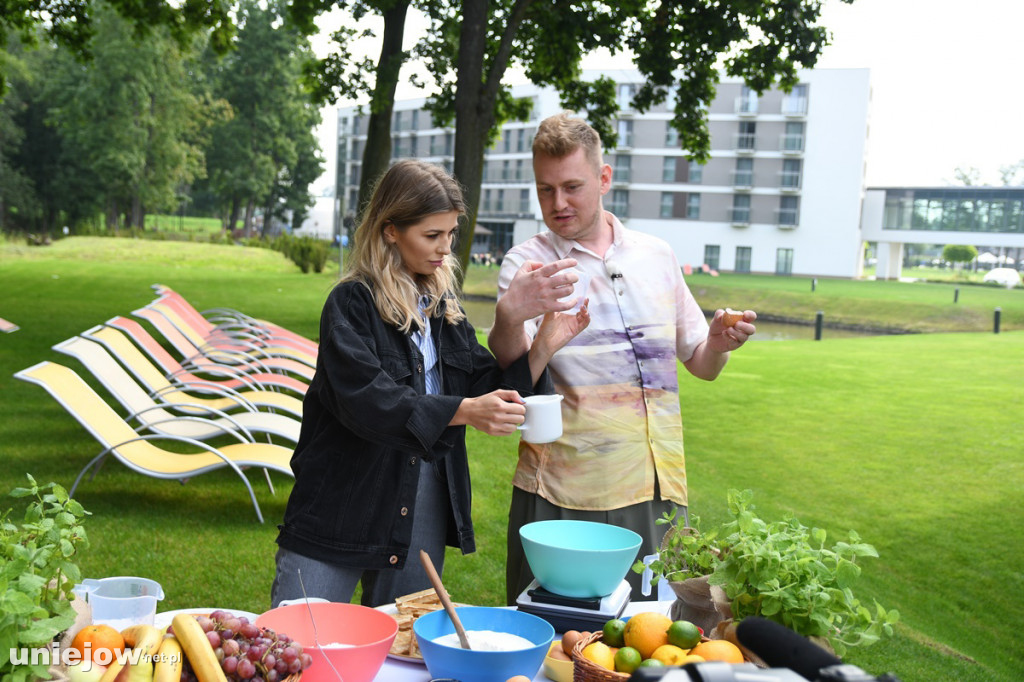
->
xmin=706 ymin=309 xmax=757 ymax=353
xmin=495 ymin=258 xmax=580 ymax=326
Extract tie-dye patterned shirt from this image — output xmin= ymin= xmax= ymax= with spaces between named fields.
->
xmin=497 ymin=214 xmax=708 ymax=510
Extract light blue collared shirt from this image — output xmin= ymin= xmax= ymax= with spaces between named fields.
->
xmin=412 ymin=295 xmax=441 ymax=395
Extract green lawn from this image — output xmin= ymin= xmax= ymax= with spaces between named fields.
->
xmin=1 ymin=237 xmax=1021 ymax=681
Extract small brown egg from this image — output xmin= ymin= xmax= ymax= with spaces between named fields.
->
xmin=549 ymin=646 xmax=571 ymax=661
xmin=722 ymin=308 xmax=744 ymax=327
xmin=561 ymin=630 xmax=582 ymax=655
xmin=506 ymin=676 xmax=532 ymax=682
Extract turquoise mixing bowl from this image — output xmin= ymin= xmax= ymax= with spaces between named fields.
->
xmin=414 ymin=606 xmax=554 ymax=682
xmin=519 ymin=519 xmax=642 ymax=598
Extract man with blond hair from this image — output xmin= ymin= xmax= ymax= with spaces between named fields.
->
xmin=489 ymin=112 xmax=757 ymax=603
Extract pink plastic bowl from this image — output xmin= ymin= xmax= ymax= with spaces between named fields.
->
xmin=255 ymin=602 xmax=398 ymax=682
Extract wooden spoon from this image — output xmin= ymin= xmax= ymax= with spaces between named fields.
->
xmin=419 ymin=549 xmax=471 ymax=650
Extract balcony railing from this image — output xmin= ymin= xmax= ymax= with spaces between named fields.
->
xmin=780 ymin=172 xmax=802 ymax=190
xmin=782 ymin=97 xmax=808 ymax=116
xmin=731 ymin=208 xmax=751 ymax=225
xmin=613 ymin=169 xmax=632 ymax=184
xmin=779 ymin=134 xmax=804 ymax=153
xmin=734 ymin=134 xmax=756 ymax=153
xmin=777 ymin=209 xmax=799 ymax=228
xmin=607 ymin=202 xmax=629 ymax=218
xmin=734 ymin=97 xmax=758 ymax=115
xmin=732 ymin=171 xmax=754 ymax=189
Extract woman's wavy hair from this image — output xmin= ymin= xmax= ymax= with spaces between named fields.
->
xmin=343 ymin=159 xmax=466 ymax=332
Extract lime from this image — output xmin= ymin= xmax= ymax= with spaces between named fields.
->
xmin=613 ymin=646 xmax=642 ymax=673
xmin=602 ymin=618 xmax=627 ymax=648
xmin=638 ymin=658 xmax=665 ymax=667
xmin=667 ymin=620 xmax=702 ymax=649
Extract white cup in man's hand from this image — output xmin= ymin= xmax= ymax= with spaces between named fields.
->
xmin=517 ymin=394 xmax=564 ymax=444
xmin=559 ymin=270 xmax=591 ymax=312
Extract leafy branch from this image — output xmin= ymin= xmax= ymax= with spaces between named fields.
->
xmin=0 ymin=475 xmax=91 ymax=682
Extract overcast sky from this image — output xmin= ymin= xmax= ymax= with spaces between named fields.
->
xmin=311 ymin=0 xmax=1024 ymax=193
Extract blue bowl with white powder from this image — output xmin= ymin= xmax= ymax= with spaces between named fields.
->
xmin=414 ymin=606 xmax=554 ymax=682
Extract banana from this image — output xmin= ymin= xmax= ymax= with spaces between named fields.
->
xmin=172 ymin=613 xmax=228 ymax=682
xmin=153 ymin=636 xmax=184 ymax=682
xmin=120 ymin=625 xmax=163 ymax=682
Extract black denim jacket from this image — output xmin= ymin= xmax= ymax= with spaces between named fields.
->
xmin=276 ymin=280 xmax=549 ymax=570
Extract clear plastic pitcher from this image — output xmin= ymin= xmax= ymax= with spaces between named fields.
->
xmin=73 ymin=576 xmax=165 ymax=630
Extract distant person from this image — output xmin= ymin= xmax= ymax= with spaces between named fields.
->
xmin=487 ymin=113 xmax=757 ymax=603
xmin=271 ymin=159 xmax=589 ymax=608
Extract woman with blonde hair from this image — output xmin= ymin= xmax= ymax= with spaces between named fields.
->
xmin=272 ymin=159 xmax=589 ymax=607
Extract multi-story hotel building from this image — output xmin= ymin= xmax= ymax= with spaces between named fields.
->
xmin=336 ymin=68 xmax=871 ymax=278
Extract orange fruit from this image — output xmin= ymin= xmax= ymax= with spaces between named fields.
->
xmin=623 ymin=612 xmax=672 ymax=660
xmin=689 ymin=639 xmax=744 ymax=663
xmin=70 ymin=624 xmax=125 ymax=665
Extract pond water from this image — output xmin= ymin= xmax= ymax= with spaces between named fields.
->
xmin=461 ymin=299 xmax=880 ymax=341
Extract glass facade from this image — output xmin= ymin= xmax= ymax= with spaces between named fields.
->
xmin=883 ymin=188 xmax=1024 ymax=233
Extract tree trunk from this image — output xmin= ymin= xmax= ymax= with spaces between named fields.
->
xmin=452 ymin=0 xmax=534 ymax=283
xmin=356 ymin=0 xmax=411 ymax=220
xmin=106 ymin=199 xmax=119 ymax=230
xmin=243 ymin=199 xmax=256 ymax=236
xmin=226 ymin=197 xmax=241 ymax=234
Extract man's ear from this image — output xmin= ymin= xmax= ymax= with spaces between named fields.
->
xmin=599 ymin=163 xmax=613 ymax=196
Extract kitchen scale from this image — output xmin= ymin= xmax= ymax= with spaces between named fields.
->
xmin=515 ymin=578 xmax=631 ymax=633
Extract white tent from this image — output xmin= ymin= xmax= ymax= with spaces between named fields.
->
xmin=982 ymin=268 xmax=1022 ymax=288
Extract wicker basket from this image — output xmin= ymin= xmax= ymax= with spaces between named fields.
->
xmin=570 ymin=629 xmax=720 ymax=681
xmin=570 ymin=631 xmax=629 ymax=682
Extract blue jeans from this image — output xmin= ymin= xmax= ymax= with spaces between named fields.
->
xmin=271 ymin=459 xmax=449 ymax=608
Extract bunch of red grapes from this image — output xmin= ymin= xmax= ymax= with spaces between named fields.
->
xmin=173 ymin=610 xmax=314 ymax=682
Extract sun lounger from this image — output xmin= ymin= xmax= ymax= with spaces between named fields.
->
xmin=14 ymin=361 xmax=295 ymax=523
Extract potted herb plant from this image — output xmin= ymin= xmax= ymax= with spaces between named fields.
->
xmin=638 ymin=489 xmax=899 ymax=658
xmin=632 ymin=507 xmax=732 ymax=634
xmin=709 ymin=489 xmax=899 ymax=657
xmin=0 ymin=475 xmax=91 ymax=682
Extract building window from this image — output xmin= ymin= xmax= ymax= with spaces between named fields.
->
xmin=482 ymin=189 xmax=491 ymax=212
xmin=735 ymin=246 xmax=752 ymax=273
xmin=609 ymin=189 xmax=629 ymax=217
xmin=665 ymin=124 xmax=679 ymax=148
xmin=517 ymin=128 xmax=526 ymax=152
xmin=782 ymin=121 xmax=805 ymax=152
xmin=662 ymin=157 xmax=676 ymax=183
xmin=736 ymin=121 xmax=756 ymax=151
xmin=503 ymin=130 xmax=511 ymax=153
xmin=687 ymin=194 xmax=700 ymax=219
xmin=779 ymin=196 xmax=800 ymax=226
xmin=617 ymin=83 xmax=636 ymax=110
xmin=776 ymin=247 xmax=794 ymax=275
xmin=515 ymin=159 xmax=524 ymax=181
xmin=613 ymin=155 xmax=631 ymax=183
xmin=737 ymin=86 xmax=758 ymax=114
xmin=688 ymin=161 xmax=703 ymax=184
xmin=444 ymin=133 xmax=453 ymax=156
xmin=411 ymin=109 xmax=419 ymax=130
xmin=520 ymin=189 xmax=529 ymax=213
xmin=660 ymin=192 xmax=674 ymax=218
xmin=732 ymin=194 xmax=751 ymax=224
xmin=496 ymin=189 xmax=505 ymax=212
xmin=502 ymin=160 xmax=510 ymax=181
xmin=704 ymin=245 xmax=720 ymax=270
xmin=734 ymin=157 xmax=754 ymax=187
xmin=617 ymin=120 xmax=634 ymax=148
xmin=782 ymin=84 xmax=808 ymax=115
xmin=781 ymin=159 xmax=802 ymax=189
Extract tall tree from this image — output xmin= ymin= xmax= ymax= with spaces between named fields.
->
xmin=202 ymin=0 xmax=324 ymax=235
xmin=291 ymin=0 xmax=413 ymax=218
xmin=48 ymin=2 xmax=210 ymax=229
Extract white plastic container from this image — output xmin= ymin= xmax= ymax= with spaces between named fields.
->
xmin=73 ymin=576 xmax=165 ymax=630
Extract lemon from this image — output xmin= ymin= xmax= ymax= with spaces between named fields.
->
xmin=602 ymin=618 xmax=627 ymax=648
xmin=650 ymin=644 xmax=690 ymax=666
xmin=638 ymin=658 xmax=665 ymax=667
xmin=613 ymin=646 xmax=642 ymax=673
xmin=667 ymin=620 xmax=702 ymax=649
xmin=581 ymin=641 xmax=615 ymax=671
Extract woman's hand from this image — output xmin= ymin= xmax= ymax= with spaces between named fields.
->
xmin=450 ymin=389 xmax=526 ymax=436
xmin=529 ymin=302 xmax=591 ymax=371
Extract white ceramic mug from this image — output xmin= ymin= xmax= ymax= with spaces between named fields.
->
xmin=517 ymin=394 xmax=564 ymax=444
